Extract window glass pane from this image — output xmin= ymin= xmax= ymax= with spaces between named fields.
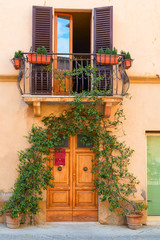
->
xmin=57 ymin=15 xmax=70 ymax=70
xmin=147 ymin=135 xmax=160 ymax=216
xmin=57 ymin=15 xmax=70 ymax=58
xmin=58 ymin=134 xmax=69 ymax=148
xmin=77 ymin=134 xmax=94 ymax=148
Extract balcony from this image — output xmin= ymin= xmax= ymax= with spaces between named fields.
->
xmin=17 ymin=53 xmax=130 ymax=117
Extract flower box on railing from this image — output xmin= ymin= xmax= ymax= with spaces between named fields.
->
xmin=96 ymin=54 xmax=119 ymax=65
xmin=124 ymin=59 xmax=133 ymax=69
xmin=28 ymin=54 xmax=51 ymax=65
xmin=12 ymin=58 xmax=21 ymax=70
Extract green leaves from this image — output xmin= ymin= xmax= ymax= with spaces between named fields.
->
xmin=120 ymin=50 xmax=132 ymax=59
xmin=36 ymin=46 xmax=48 ymax=55
xmin=14 ymin=50 xmax=22 ymax=59
xmin=98 ymin=48 xmax=104 ymax=54
xmin=1 ymin=64 xmax=143 ymax=220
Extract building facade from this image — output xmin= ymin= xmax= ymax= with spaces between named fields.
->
xmin=0 ymin=0 xmax=160 ymax=224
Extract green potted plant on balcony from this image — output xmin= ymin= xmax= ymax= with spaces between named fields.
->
xmin=12 ymin=50 xmax=22 ymax=70
xmin=28 ymin=46 xmax=51 ymax=65
xmin=121 ymin=50 xmax=133 ymax=69
xmin=97 ymin=47 xmax=119 ymax=65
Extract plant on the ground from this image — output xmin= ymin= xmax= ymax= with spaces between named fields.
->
xmin=0 ymin=126 xmax=54 ymax=219
xmin=121 ymin=201 xmax=147 ymax=216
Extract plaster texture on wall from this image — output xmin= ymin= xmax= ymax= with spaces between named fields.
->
xmin=0 ymin=0 xmax=159 ymax=224
xmin=0 ymin=80 xmax=160 ymax=223
xmin=0 ymin=81 xmax=160 ymax=195
xmin=0 ymin=0 xmax=160 ymax=77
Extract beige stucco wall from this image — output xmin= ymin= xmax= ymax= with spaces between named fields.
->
xmin=0 ymin=81 xmax=160 ymax=195
xmin=0 ymin=0 xmax=160 ymax=224
xmin=0 ymin=0 xmax=160 ymax=77
xmin=0 ymin=80 xmax=160 ymax=224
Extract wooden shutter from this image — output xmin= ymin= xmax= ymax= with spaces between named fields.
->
xmin=94 ymin=6 xmax=113 ymax=92
xmin=32 ymin=6 xmax=52 ymax=94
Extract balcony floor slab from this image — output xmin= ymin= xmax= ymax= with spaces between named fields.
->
xmin=22 ymin=95 xmax=123 ymax=117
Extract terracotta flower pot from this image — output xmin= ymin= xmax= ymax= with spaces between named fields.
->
xmin=126 ymin=214 xmax=143 ymax=230
xmin=28 ymin=54 xmax=51 ymax=65
xmin=12 ymin=58 xmax=21 ymax=70
xmin=125 ymin=59 xmax=133 ymax=69
xmin=6 ymin=213 xmax=20 ymax=229
xmin=97 ymin=54 xmax=119 ymax=65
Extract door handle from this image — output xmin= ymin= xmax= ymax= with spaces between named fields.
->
xmin=58 ymin=166 xmax=62 ymax=171
xmin=83 ymin=167 xmax=88 ymax=171
xmin=73 ymin=173 xmax=75 ymax=176
xmin=147 ymin=200 xmax=152 ymax=203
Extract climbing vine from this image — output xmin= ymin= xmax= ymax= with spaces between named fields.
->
xmin=1 ymin=64 xmax=145 ymax=220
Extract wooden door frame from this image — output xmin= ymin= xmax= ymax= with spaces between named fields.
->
xmin=46 ymin=134 xmax=98 ymax=221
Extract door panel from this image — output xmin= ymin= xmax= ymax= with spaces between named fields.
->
xmin=147 ymin=135 xmax=160 ymax=216
xmin=47 ymin=135 xmax=98 ymax=221
xmin=75 ymin=153 xmax=94 ymax=186
xmin=75 ymin=190 xmax=97 ymax=206
xmin=53 ymin=152 xmax=70 ymax=186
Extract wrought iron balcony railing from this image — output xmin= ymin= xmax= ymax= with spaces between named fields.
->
xmin=17 ymin=53 xmax=130 ymax=97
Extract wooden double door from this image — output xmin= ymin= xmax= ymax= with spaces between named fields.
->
xmin=47 ymin=135 xmax=98 ymax=221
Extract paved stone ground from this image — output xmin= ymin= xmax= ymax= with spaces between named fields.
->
xmin=0 ymin=222 xmax=160 ymax=240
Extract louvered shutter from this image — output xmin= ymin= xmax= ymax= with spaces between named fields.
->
xmin=94 ymin=6 xmax=113 ymax=93
xmin=32 ymin=6 xmax=52 ymax=94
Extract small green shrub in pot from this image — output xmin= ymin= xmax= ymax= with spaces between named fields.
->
xmin=28 ymin=46 xmax=51 ymax=64
xmin=105 ymin=48 xmax=111 ymax=54
xmin=12 ymin=50 xmax=22 ymax=70
xmin=97 ymin=47 xmax=118 ymax=65
xmin=122 ymin=201 xmax=148 ymax=230
xmin=120 ymin=50 xmax=133 ymax=69
xmin=112 ymin=47 xmax=118 ymax=55
xmin=14 ymin=50 xmax=22 ymax=59
xmin=98 ymin=48 xmax=104 ymax=54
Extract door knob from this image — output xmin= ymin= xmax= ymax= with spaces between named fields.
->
xmin=73 ymin=173 xmax=75 ymax=176
xmin=83 ymin=167 xmax=88 ymax=171
xmin=58 ymin=166 xmax=62 ymax=171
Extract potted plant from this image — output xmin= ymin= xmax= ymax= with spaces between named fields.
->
xmin=97 ymin=47 xmax=119 ymax=65
xmin=0 ymin=198 xmax=20 ymax=229
xmin=122 ymin=201 xmax=147 ymax=230
xmin=28 ymin=46 xmax=51 ymax=65
xmin=121 ymin=50 xmax=133 ymax=69
xmin=0 ymin=126 xmax=54 ymax=228
xmin=12 ymin=50 xmax=22 ymax=70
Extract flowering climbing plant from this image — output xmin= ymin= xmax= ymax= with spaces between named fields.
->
xmin=0 ymin=65 xmax=146 ymax=221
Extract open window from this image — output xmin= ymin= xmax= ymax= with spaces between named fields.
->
xmin=54 ymin=12 xmax=91 ymax=94
xmin=31 ymin=6 xmax=113 ymax=95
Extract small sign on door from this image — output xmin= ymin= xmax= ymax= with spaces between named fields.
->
xmin=55 ymin=149 xmax=65 ymax=166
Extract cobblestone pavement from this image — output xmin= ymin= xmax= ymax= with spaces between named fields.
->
xmin=0 ymin=222 xmax=160 ymax=240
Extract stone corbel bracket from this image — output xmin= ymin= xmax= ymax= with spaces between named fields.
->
xmin=104 ymin=102 xmax=112 ymax=118
xmin=33 ymin=101 xmax=41 ymax=117
xmin=23 ymin=96 xmax=123 ymax=117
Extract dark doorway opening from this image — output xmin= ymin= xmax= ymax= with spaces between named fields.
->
xmin=72 ymin=12 xmax=91 ymax=92
xmin=72 ymin=12 xmax=91 ymax=54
